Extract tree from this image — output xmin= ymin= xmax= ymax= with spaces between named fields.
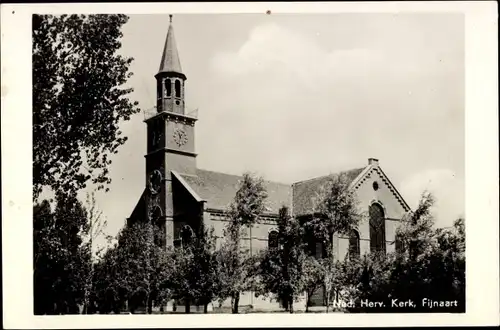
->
xmin=168 ymin=245 xmax=195 ymax=313
xmin=191 ymin=226 xmax=219 ymax=313
xmin=426 ymin=217 xmax=466 ymax=311
xmin=168 ymin=225 xmax=219 ymax=314
xmin=345 ymin=252 xmax=395 ymax=313
xmin=92 ymin=220 xmax=171 ymax=314
xmin=343 ymin=193 xmax=466 ymax=313
xmin=33 ymin=200 xmax=60 ymax=315
xmin=91 ymin=245 xmax=123 ymax=314
xmin=301 ymin=256 xmax=325 ymax=312
xmin=396 ymin=191 xmax=437 ymax=261
xmin=307 ymin=173 xmax=362 ymax=312
xmin=253 ymin=206 xmax=307 ymax=313
xmin=81 ymin=192 xmax=110 ymax=314
xmin=216 ymin=172 xmax=268 ymax=313
xmin=32 ymin=14 xmax=140 ymax=199
xmin=33 ymin=194 xmax=91 ymax=314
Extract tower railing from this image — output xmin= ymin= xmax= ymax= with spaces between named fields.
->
xmin=143 ymin=106 xmax=199 ymax=121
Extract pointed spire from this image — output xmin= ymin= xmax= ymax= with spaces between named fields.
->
xmin=158 ymin=15 xmax=183 ymax=75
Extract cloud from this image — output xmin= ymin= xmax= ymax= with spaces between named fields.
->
xmin=400 ymin=169 xmax=465 ymax=228
xmin=211 ymin=23 xmax=387 ymax=90
xmin=202 ymin=22 xmax=463 ymax=186
xmin=81 ymin=16 xmax=463 ymax=240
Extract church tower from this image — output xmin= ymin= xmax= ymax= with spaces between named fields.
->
xmin=155 ymin=14 xmax=186 ymax=115
xmin=143 ymin=15 xmax=198 ymax=248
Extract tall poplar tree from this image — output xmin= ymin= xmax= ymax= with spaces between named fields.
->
xmin=33 ymin=14 xmax=139 ymax=198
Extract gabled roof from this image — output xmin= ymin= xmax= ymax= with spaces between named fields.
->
xmin=158 ymin=16 xmax=183 ymax=75
xmin=291 ymin=167 xmax=365 ymax=216
xmin=351 ymin=165 xmax=412 ymax=212
xmin=179 ymin=169 xmax=291 ymax=213
xmin=171 ymin=170 xmax=205 ymax=202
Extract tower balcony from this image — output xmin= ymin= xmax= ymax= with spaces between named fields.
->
xmin=143 ymin=106 xmax=199 ymax=122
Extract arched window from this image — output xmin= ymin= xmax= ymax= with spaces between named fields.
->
xmin=165 ymin=79 xmax=171 ymax=97
xmin=349 ymin=229 xmax=360 ymax=259
xmin=181 ymin=225 xmax=194 ymax=247
xmin=268 ymin=230 xmax=279 ymax=249
xmin=175 ymin=80 xmax=181 ymax=98
xmin=369 ymin=203 xmax=386 ymax=254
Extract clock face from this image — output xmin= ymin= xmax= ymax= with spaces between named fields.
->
xmin=149 ymin=170 xmax=163 ymax=194
xmin=173 ymin=128 xmax=188 ymax=147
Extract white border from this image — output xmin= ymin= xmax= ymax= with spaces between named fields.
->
xmin=1 ymin=1 xmax=498 ymax=328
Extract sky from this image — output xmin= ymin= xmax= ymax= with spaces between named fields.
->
xmin=60 ymin=13 xmax=464 ymax=245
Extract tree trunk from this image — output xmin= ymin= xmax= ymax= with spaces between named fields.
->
xmin=203 ymin=303 xmax=208 ymax=314
xmin=83 ymin=229 xmax=94 ymax=315
xmin=147 ymin=296 xmax=153 ymax=314
xmin=282 ymin=296 xmax=289 ymax=311
xmin=249 ymin=225 xmax=254 ymax=307
xmin=185 ymin=298 xmax=191 ymax=314
xmin=325 ymin=290 xmax=330 ymax=313
xmin=232 ymin=292 xmax=240 ymax=314
xmin=289 ymin=298 xmax=294 ymax=314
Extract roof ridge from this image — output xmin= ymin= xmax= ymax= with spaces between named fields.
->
xmin=196 ymin=168 xmax=242 ymax=178
xmin=292 ymin=167 xmax=366 ymax=186
xmin=195 ymin=168 xmax=290 ymax=186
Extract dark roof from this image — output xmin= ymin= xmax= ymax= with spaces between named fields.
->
xmin=158 ymin=20 xmax=183 ymax=75
xmin=291 ymin=167 xmax=365 ymax=216
xmin=180 ymin=169 xmax=292 ymax=213
xmin=180 ymin=167 xmax=366 ymax=216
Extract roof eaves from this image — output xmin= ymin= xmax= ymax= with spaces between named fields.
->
xmin=375 ymin=167 xmax=412 ymax=212
xmin=348 ymin=165 xmax=372 ymax=190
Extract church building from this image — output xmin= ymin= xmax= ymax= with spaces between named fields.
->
xmin=127 ymin=16 xmax=411 ymax=310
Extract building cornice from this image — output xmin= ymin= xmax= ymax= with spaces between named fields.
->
xmin=144 ymin=147 xmax=198 ymax=158
xmin=144 ymin=110 xmax=197 ymax=126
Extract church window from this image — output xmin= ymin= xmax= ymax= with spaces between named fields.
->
xmin=175 ymin=80 xmax=181 ymax=98
xmin=268 ymin=230 xmax=279 ymax=249
xmin=349 ymin=229 xmax=360 ymax=259
xmin=369 ymin=203 xmax=386 ymax=254
xmin=373 ymin=181 xmax=379 ymax=191
xmin=181 ymin=225 xmax=194 ymax=247
xmin=165 ymin=79 xmax=171 ymax=97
